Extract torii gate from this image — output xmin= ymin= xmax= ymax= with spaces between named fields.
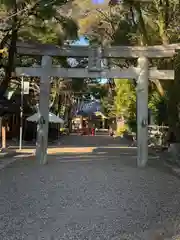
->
xmin=15 ymin=41 xmax=178 ymax=167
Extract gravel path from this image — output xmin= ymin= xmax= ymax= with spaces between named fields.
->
xmin=0 ymin=135 xmax=180 ymax=239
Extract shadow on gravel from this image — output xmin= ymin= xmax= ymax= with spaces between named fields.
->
xmin=6 ymin=145 xmax=173 ymax=177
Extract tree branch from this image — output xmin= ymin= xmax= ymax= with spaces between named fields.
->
xmin=96 ymin=8 xmax=116 ymax=34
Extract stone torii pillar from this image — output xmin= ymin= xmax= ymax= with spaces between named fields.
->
xmin=16 ymin=56 xmax=52 ymax=165
xmin=36 ymin=56 xmax=52 ymax=164
xmin=137 ymin=56 xmax=149 ymax=167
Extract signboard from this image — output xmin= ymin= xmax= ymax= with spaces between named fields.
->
xmin=23 ymin=81 xmax=30 ymax=94
xmin=88 ymin=47 xmax=102 ymax=72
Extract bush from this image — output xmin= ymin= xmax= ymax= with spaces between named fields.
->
xmin=127 ymin=118 xmax=137 ymax=133
xmin=116 ymin=124 xmax=129 ymax=136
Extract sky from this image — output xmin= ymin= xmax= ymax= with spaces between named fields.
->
xmin=73 ymin=37 xmax=89 ymax=46
xmin=92 ymin=0 xmax=104 ymax=4
xmin=92 ymin=0 xmax=105 ymax=4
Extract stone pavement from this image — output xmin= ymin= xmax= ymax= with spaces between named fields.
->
xmin=0 ymin=135 xmax=180 ymax=239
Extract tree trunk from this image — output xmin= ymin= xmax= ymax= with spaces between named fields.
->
xmin=67 ymin=106 xmax=73 ymax=132
xmin=134 ymin=3 xmax=149 ymax=45
xmin=0 ymin=1 xmax=18 ymax=98
xmin=167 ymin=53 xmax=180 ymax=141
xmin=135 ymin=0 xmax=180 ymax=142
xmin=156 ymin=1 xmax=180 ymax=141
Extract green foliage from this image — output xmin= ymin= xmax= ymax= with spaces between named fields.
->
xmin=116 ymin=123 xmax=129 ymax=136
xmin=71 ymin=79 xmax=86 ymax=93
xmin=109 ymin=79 xmax=137 ymax=132
xmin=127 ymin=118 xmax=137 ymax=133
xmin=17 ymin=1 xmax=78 ymax=43
xmin=101 ymin=95 xmax=116 ymax=118
xmin=0 ymin=0 xmax=79 ymax=99
xmin=1 ymin=0 xmax=180 ymax=136
xmin=75 ymin=0 xmax=180 ymax=134
xmin=114 ymin=79 xmax=136 ymax=119
xmin=100 ymin=79 xmax=137 ymax=132
xmin=87 ymin=83 xmax=108 ymax=100
xmin=1 ymin=0 xmax=79 ymax=48
xmin=149 ymin=91 xmax=168 ymax=125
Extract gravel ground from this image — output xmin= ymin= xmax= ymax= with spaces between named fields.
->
xmin=0 ymin=135 xmax=180 ymax=240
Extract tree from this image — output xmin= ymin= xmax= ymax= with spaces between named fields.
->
xmin=0 ymin=0 xmax=80 ymax=144
xmin=114 ymin=79 xmax=136 ymax=118
xmin=74 ymin=0 xmax=180 ymax=135
xmin=0 ymin=0 xmax=78 ymax=97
